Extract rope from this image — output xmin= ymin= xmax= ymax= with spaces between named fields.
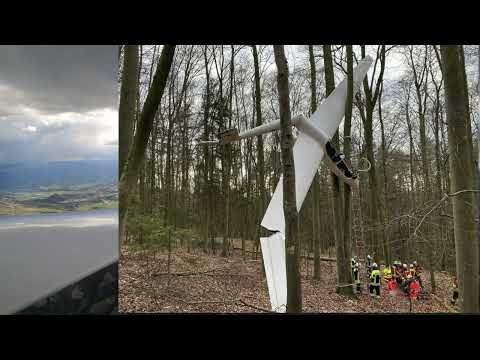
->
xmin=356 ymin=157 xmax=371 ymax=173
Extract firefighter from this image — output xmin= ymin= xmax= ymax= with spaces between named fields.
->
xmin=394 ymin=262 xmax=403 ymax=286
xmin=352 ymin=258 xmax=361 ymax=293
xmin=451 ymin=277 xmax=459 ymax=305
xmin=413 ymin=261 xmax=424 ymax=290
xmin=366 ymin=255 xmax=373 ymax=277
xmin=409 ymin=276 xmax=420 ymax=300
xmin=402 ymin=273 xmax=414 ymax=295
xmin=400 ymin=264 xmax=408 ymax=288
xmin=409 ymin=264 xmax=416 ymax=277
xmin=369 ymin=263 xmax=381 ymax=298
xmin=383 ymin=264 xmax=392 ymax=284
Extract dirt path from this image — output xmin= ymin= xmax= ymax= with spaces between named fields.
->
xmin=119 ymin=245 xmax=457 ymax=313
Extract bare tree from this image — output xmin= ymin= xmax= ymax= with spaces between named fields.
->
xmin=357 ymin=45 xmax=387 ymax=263
xmin=252 ymin=45 xmax=267 ymax=259
xmin=273 ymin=45 xmax=301 ymax=313
xmin=441 ymin=45 xmax=479 ymax=312
xmin=343 ymin=45 xmax=355 ymax=294
xmin=119 ymin=45 xmax=176 ymax=240
xmin=119 ymin=45 xmax=139 ymax=178
xmin=308 ymin=45 xmax=321 ymax=280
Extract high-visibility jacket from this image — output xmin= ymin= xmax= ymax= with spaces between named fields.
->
xmin=387 ymin=279 xmax=397 ymax=291
xmin=353 ymin=268 xmax=360 ymax=283
xmin=409 ymin=280 xmax=420 ymax=299
xmin=383 ymin=267 xmax=392 ymax=282
xmin=370 ymin=269 xmax=381 ymax=286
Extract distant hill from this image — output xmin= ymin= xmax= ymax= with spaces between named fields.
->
xmin=0 ymin=160 xmax=118 ymax=191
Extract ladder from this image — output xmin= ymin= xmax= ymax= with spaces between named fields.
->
xmin=352 ymin=184 xmax=367 ymax=286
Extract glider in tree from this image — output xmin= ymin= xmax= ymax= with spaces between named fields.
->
xmin=200 ymin=56 xmax=373 ymax=312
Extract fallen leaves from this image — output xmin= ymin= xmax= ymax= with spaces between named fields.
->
xmin=119 ymin=245 xmax=457 ymax=314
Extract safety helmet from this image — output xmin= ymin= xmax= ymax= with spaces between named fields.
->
xmin=409 ymin=264 xmax=414 ymax=268
xmin=413 ymin=261 xmax=417 ymax=266
xmin=372 ymin=262 xmax=378 ymax=269
xmin=367 ymin=255 xmax=372 ymax=259
xmin=403 ymin=264 xmax=407 ymax=269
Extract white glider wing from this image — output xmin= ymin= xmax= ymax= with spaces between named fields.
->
xmin=261 ymin=56 xmax=372 ymax=233
xmin=260 ymin=232 xmax=287 ymax=312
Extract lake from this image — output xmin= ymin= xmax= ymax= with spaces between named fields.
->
xmin=0 ymin=208 xmax=118 ymax=314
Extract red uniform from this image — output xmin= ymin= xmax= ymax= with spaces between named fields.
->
xmin=409 ymin=280 xmax=420 ymax=300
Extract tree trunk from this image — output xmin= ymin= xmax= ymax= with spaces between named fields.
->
xmin=119 ymin=45 xmax=139 ymax=178
xmin=360 ymin=45 xmax=386 ymax=263
xmin=202 ymin=46 xmax=211 ymax=253
xmin=309 ymin=45 xmax=321 ymax=280
xmin=342 ymin=45 xmax=355 ymax=295
xmin=273 ymin=45 xmax=301 ymax=313
xmin=441 ymin=45 xmax=479 ymax=313
xmin=378 ymin=82 xmax=390 ymax=266
xmin=478 ymin=44 xmax=480 ymax=309
xmin=252 ymin=45 xmax=266 ymax=262
xmin=323 ymin=45 xmax=352 ymax=295
xmin=119 ymin=45 xmax=176 ymax=241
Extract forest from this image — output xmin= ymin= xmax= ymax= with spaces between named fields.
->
xmin=118 ymin=45 xmax=480 ymax=313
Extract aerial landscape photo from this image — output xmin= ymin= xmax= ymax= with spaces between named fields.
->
xmin=0 ymin=45 xmax=119 ymax=314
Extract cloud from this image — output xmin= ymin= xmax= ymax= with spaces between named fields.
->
xmin=0 ymin=46 xmax=118 ymax=114
xmin=0 ymin=46 xmax=118 ymax=164
xmin=23 ymin=126 xmax=37 ymax=133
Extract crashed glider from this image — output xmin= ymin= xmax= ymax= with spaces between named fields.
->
xmin=201 ymin=56 xmax=373 ymax=312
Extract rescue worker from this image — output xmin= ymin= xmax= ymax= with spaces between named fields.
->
xmin=383 ymin=264 xmax=392 ymax=284
xmin=409 ymin=264 xmax=416 ymax=277
xmin=366 ymin=255 xmax=373 ymax=276
xmin=451 ymin=277 xmax=459 ymax=305
xmin=369 ymin=263 xmax=381 ymax=298
xmin=413 ymin=261 xmax=424 ymax=290
xmin=409 ymin=276 xmax=420 ymax=300
xmin=351 ymin=258 xmax=361 ymax=293
xmin=394 ymin=262 xmax=403 ymax=286
xmin=400 ymin=264 xmax=409 ymax=288
xmin=402 ymin=273 xmax=414 ymax=295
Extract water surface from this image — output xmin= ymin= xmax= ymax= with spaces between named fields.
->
xmin=0 ymin=208 xmax=118 ymax=314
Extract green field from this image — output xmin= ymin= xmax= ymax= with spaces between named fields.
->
xmin=76 ymin=200 xmax=119 ymax=212
xmin=0 ymin=185 xmax=118 ymax=216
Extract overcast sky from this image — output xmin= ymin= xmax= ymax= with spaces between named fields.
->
xmin=0 ymin=46 xmax=118 ymax=164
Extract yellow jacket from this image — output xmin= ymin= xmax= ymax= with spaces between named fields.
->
xmin=370 ymin=269 xmax=381 ymax=285
xmin=383 ymin=267 xmax=392 ymax=281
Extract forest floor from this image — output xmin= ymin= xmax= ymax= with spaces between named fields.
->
xmin=119 ymin=242 xmax=458 ymax=313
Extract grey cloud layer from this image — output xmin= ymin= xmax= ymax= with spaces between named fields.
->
xmin=0 ymin=46 xmax=117 ymax=114
xmin=0 ymin=46 xmax=118 ymax=164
